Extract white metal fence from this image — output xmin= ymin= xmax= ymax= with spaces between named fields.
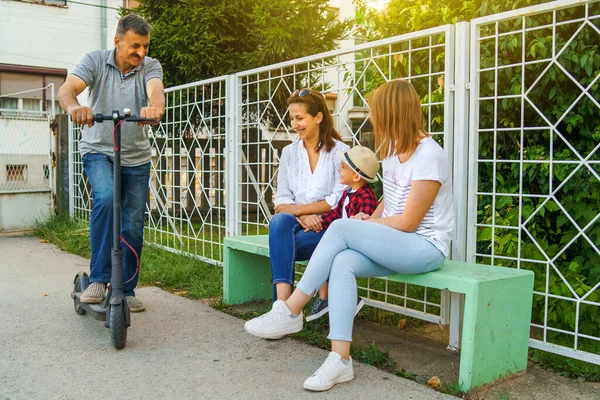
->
xmin=68 ymin=0 xmax=600 ymax=364
xmin=231 ymin=25 xmax=456 ymax=325
xmin=70 ymin=26 xmax=455 ymax=325
xmin=69 ymin=123 xmax=88 ymax=220
xmin=147 ymin=77 xmax=229 ymax=263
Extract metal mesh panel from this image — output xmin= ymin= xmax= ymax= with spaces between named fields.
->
xmin=68 ymin=78 xmax=229 ymax=264
xmin=146 ymin=78 xmax=228 ymax=263
xmin=236 ymin=27 xmax=455 ymax=321
xmin=469 ymin=0 xmax=600 ymax=364
xmin=69 ymin=123 xmax=91 ymax=219
xmin=0 ymin=115 xmax=52 ymax=194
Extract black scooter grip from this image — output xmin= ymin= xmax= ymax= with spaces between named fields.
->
xmin=94 ymin=113 xmax=112 ymax=122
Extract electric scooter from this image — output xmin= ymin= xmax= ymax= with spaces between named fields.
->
xmin=71 ymin=109 xmax=156 ymax=349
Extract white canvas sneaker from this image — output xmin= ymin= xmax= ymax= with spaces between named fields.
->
xmin=244 ymin=300 xmax=303 ymax=339
xmin=303 ymin=352 xmax=354 ymax=391
xmin=80 ymin=282 xmax=106 ymax=304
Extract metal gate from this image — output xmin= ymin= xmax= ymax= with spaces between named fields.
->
xmin=0 ymin=112 xmax=53 ymax=231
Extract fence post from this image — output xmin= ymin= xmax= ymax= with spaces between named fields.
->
xmin=225 ymin=74 xmax=240 ymax=237
xmin=452 ymin=25 xmax=470 ymax=261
xmin=448 ymin=21 xmax=471 ymax=351
xmin=53 ymin=114 xmax=70 ymax=217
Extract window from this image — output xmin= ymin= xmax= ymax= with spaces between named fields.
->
xmin=18 ymin=0 xmax=67 ymax=6
xmin=21 ymin=99 xmax=41 ymax=112
xmin=0 ymin=97 xmax=18 ymax=110
xmin=6 ymin=165 xmax=27 ymax=182
xmin=45 ymin=100 xmax=63 ymax=113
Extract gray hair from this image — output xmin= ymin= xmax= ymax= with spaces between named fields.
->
xmin=116 ymin=14 xmax=150 ymax=37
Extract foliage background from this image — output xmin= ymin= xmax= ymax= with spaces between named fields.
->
xmin=355 ymin=0 xmax=600 ymax=348
xmin=134 ymin=0 xmax=352 ymax=87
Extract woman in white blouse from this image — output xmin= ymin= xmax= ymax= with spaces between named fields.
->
xmin=269 ymin=88 xmax=349 ymax=302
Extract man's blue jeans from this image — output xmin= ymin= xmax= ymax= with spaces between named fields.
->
xmin=269 ymin=213 xmax=326 ymax=300
xmin=82 ymin=153 xmax=150 ymax=297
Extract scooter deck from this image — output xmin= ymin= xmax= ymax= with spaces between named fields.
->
xmin=71 ymin=292 xmax=107 ymax=321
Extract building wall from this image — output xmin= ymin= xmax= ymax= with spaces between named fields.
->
xmin=0 ymin=0 xmax=121 ymax=70
xmin=0 ymin=0 xmax=122 ymax=107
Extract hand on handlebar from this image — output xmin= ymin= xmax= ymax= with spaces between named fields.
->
xmin=68 ymin=105 xmax=94 ymax=127
xmin=139 ymin=106 xmax=163 ymax=126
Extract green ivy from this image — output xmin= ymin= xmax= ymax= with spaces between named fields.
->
xmin=359 ymin=0 xmax=600 ymax=347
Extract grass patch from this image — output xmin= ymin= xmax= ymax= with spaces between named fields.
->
xmin=139 ymin=245 xmax=222 ymax=299
xmin=527 ymin=332 xmax=600 ymax=381
xmin=353 ymin=343 xmax=397 ymax=372
xmin=531 ymin=347 xmax=600 ymax=381
xmin=35 ymin=215 xmax=222 ymax=299
xmin=144 ymin=218 xmax=270 ymax=263
xmin=35 ymin=215 xmax=91 ymax=258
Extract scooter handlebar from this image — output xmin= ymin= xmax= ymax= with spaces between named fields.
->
xmin=94 ymin=113 xmax=113 ymax=122
xmin=125 ymin=116 xmax=158 ymax=123
xmin=94 ymin=113 xmax=159 ymax=124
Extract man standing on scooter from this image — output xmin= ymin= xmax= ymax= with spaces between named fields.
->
xmin=58 ymin=14 xmax=164 ymax=313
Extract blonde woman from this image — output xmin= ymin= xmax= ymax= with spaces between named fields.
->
xmin=245 ymin=80 xmax=454 ymax=391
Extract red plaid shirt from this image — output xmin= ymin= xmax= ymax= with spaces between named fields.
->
xmin=320 ymin=185 xmax=378 ymax=229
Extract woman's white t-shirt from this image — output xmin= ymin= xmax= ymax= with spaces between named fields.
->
xmin=381 ymin=137 xmax=453 ymax=256
xmin=275 ymin=139 xmax=350 ymax=207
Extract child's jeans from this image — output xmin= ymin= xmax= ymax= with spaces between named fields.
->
xmin=296 ymin=218 xmax=445 ymax=341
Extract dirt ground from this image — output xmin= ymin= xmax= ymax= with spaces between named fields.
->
xmin=226 ymin=299 xmax=600 ymax=399
xmin=352 ymin=319 xmax=600 ymax=399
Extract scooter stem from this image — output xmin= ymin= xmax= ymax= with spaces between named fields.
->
xmin=111 ymin=110 xmax=124 ymax=296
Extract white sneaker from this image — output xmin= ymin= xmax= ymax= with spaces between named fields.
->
xmin=303 ymin=352 xmax=354 ymax=391
xmin=244 ymin=300 xmax=303 ymax=339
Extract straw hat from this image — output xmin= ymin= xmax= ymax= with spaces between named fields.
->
xmin=340 ymin=146 xmax=379 ymax=183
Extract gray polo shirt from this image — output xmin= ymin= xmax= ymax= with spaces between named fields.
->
xmin=72 ymin=48 xmax=163 ymax=166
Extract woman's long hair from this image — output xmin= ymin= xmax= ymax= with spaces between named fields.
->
xmin=368 ymin=80 xmax=426 ymax=159
xmin=287 ymin=89 xmax=341 ymax=153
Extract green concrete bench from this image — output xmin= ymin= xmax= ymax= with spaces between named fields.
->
xmin=223 ymin=234 xmax=534 ymax=391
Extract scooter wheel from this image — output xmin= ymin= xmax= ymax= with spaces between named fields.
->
xmin=73 ymin=275 xmax=86 ymax=315
xmin=109 ymin=303 xmax=128 ymax=349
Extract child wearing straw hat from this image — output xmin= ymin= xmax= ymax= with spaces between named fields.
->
xmin=296 ymin=145 xmax=379 ymax=322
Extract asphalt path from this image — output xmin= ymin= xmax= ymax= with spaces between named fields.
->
xmin=0 ymin=235 xmax=454 ymax=400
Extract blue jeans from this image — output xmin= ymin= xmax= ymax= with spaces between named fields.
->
xmin=296 ymin=218 xmax=445 ymax=342
xmin=82 ymin=153 xmax=150 ymax=297
xmin=269 ymin=213 xmax=326 ymax=300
